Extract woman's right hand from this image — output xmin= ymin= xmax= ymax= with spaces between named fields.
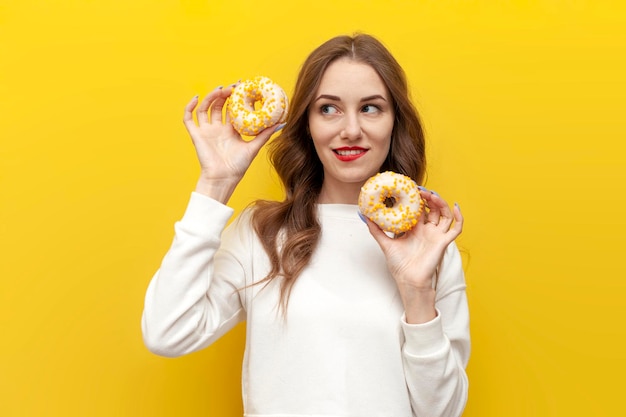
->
xmin=183 ymin=85 xmax=282 ymax=202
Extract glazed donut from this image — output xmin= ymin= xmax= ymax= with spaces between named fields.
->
xmin=227 ymin=76 xmax=289 ymax=136
xmin=358 ymin=171 xmax=424 ymax=234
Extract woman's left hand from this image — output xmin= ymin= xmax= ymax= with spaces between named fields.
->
xmin=363 ymin=188 xmax=463 ymax=322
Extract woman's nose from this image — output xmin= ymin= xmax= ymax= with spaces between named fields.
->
xmin=340 ymin=114 xmax=362 ymax=140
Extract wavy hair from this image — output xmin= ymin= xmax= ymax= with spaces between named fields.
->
xmin=251 ymin=33 xmax=426 ymax=312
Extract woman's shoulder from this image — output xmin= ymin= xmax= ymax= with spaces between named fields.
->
xmin=222 ymin=201 xmax=275 ymax=246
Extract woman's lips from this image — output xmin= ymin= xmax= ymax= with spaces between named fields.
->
xmin=333 ymin=147 xmax=367 ymax=162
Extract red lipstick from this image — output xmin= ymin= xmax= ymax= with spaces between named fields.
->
xmin=333 ymin=147 xmax=367 ymax=162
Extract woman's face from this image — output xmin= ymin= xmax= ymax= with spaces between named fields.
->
xmin=308 ymin=58 xmax=394 ymax=202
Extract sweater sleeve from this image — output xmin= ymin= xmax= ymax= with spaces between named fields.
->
xmin=141 ymin=192 xmax=247 ymax=357
xmin=400 ymin=242 xmax=470 ymax=417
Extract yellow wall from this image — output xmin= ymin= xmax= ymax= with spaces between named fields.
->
xmin=2 ymin=1 xmax=625 ymax=415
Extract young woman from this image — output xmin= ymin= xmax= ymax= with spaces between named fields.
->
xmin=142 ymin=34 xmax=469 ymax=417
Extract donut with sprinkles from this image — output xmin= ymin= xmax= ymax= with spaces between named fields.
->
xmin=358 ymin=171 xmax=424 ymax=234
xmin=227 ymin=76 xmax=288 ymax=136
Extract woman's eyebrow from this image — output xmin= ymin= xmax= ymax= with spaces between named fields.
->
xmin=314 ymin=94 xmax=388 ymax=102
xmin=361 ymin=94 xmax=387 ymax=102
xmin=314 ymin=94 xmax=341 ymax=102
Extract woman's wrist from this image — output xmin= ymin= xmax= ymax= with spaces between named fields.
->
xmin=398 ymin=285 xmax=437 ymax=324
xmin=194 ymin=175 xmax=239 ymax=203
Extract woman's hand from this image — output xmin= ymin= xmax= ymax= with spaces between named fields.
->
xmin=183 ymin=85 xmax=282 ymax=202
xmin=363 ymin=188 xmax=463 ymax=323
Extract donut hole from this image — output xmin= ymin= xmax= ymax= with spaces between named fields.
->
xmin=254 ymin=100 xmax=264 ymax=111
xmin=383 ymin=196 xmax=396 ymax=208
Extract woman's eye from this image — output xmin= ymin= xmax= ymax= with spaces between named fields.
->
xmin=321 ymin=104 xmax=337 ymax=114
xmin=362 ymin=104 xmax=380 ymax=114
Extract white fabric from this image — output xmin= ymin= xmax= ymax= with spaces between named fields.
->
xmin=142 ymin=192 xmax=470 ymax=417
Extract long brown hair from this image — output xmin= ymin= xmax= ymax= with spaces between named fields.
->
xmin=251 ymin=33 xmax=426 ymax=312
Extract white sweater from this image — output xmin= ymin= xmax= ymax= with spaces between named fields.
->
xmin=142 ymin=192 xmax=470 ymax=417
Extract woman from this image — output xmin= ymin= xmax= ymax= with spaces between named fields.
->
xmin=142 ymin=34 xmax=469 ymax=417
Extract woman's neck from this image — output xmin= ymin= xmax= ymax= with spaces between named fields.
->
xmin=317 ymin=181 xmax=361 ymax=204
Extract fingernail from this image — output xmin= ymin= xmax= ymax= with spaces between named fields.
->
xmin=214 ymin=85 xmax=223 ymax=90
xmin=273 ymin=123 xmax=286 ymax=133
xmin=417 ymin=185 xmax=429 ymax=192
xmin=193 ymin=95 xmax=199 ymax=99
xmin=357 ymin=211 xmax=368 ymax=224
xmin=430 ymin=190 xmax=440 ymax=197
xmin=455 ymin=202 xmax=461 ymax=212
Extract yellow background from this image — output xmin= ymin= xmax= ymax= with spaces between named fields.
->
xmin=1 ymin=0 xmax=625 ymax=415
